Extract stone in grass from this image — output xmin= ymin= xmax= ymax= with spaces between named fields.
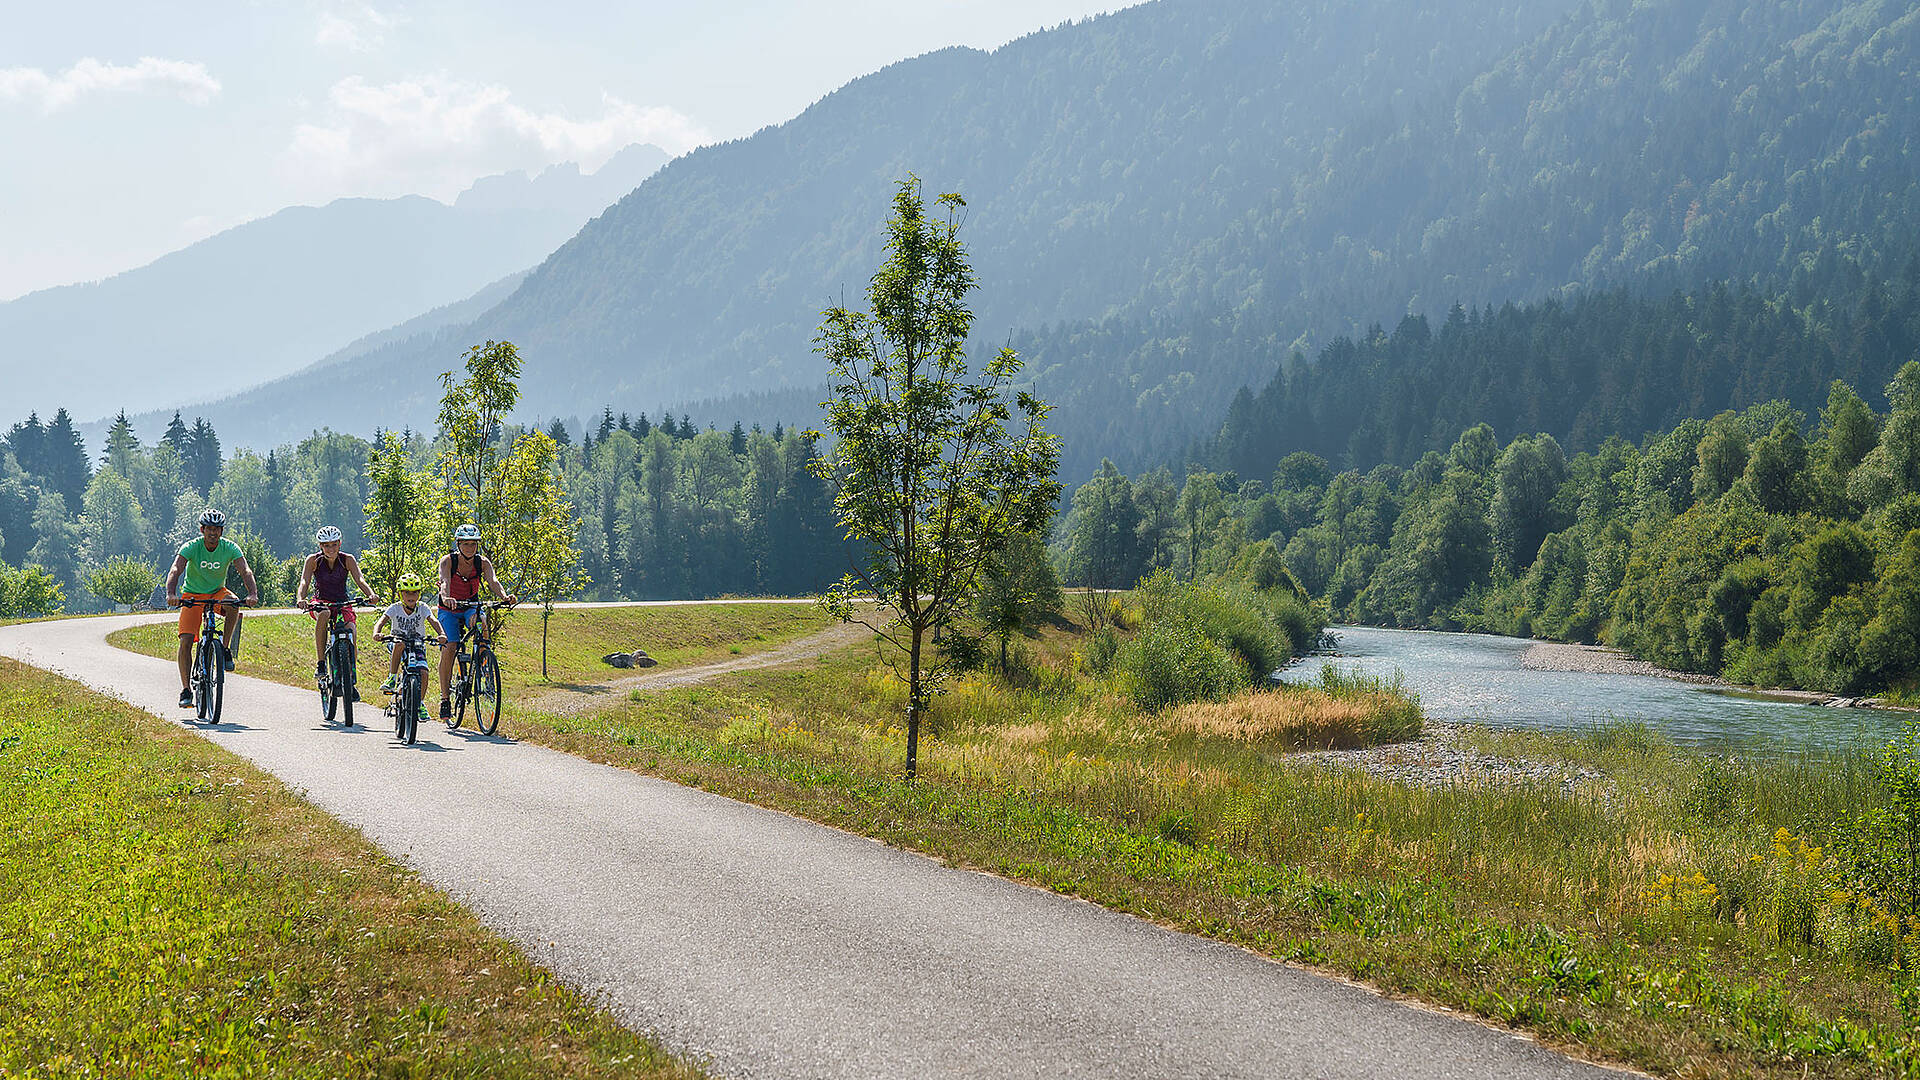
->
xmin=601 ymin=650 xmax=657 ymax=669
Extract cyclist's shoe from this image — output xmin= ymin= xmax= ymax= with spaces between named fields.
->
xmin=439 ymin=699 xmax=452 ymax=719
xmin=379 ymin=675 xmax=398 ymax=694
xmin=419 ymin=701 xmax=431 ymax=722
xmin=178 ymin=688 xmax=193 ymax=708
xmin=223 ymin=652 xmax=236 ymax=673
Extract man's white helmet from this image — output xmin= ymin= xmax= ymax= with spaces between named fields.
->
xmin=315 ymin=525 xmax=343 ymax=544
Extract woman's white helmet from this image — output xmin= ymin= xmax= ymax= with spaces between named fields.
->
xmin=453 ymin=524 xmax=482 ymax=541
xmin=315 ymin=525 xmax=343 ymax=544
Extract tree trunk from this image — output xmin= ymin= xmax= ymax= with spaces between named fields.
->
xmin=906 ymin=622 xmax=923 ymax=779
xmin=541 ymin=603 xmax=551 ymax=679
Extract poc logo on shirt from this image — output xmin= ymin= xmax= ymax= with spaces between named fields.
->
xmin=199 ymin=561 xmax=223 ymax=571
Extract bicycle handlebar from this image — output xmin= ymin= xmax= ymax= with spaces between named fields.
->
xmin=304 ymin=597 xmax=379 ymax=611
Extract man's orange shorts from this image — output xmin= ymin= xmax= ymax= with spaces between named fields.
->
xmin=178 ymin=590 xmax=238 ymax=636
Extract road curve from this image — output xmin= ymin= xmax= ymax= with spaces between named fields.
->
xmin=1 ymin=613 xmax=1636 ymax=1080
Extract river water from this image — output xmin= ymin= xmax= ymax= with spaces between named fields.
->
xmin=1277 ymin=625 xmax=1910 ymax=752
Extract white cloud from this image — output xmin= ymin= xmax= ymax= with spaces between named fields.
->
xmin=0 ymin=57 xmax=220 ymax=112
xmin=316 ymin=4 xmax=398 ymax=51
xmin=282 ymin=75 xmax=708 ymax=199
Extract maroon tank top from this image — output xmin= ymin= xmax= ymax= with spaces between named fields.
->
xmin=313 ymin=553 xmax=351 ymax=602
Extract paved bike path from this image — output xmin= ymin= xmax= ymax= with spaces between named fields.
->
xmin=0 ymin=614 xmax=1636 ymax=1080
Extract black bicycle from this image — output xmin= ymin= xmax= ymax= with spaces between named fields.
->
xmin=309 ymin=597 xmax=376 ymax=726
xmin=181 ymin=596 xmax=244 ymax=724
xmin=444 ymin=599 xmax=512 ymax=736
xmin=377 ymin=630 xmax=441 ymax=745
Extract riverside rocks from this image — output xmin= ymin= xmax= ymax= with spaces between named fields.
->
xmin=1292 ymin=722 xmax=1612 ymax=800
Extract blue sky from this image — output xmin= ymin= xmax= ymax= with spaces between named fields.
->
xmin=1 ymin=1 xmax=1119 ymax=301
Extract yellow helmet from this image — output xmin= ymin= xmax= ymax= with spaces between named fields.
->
xmin=396 ymin=573 xmax=424 ymax=593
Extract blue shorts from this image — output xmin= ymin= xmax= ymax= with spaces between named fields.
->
xmin=435 ymin=606 xmax=480 ymax=643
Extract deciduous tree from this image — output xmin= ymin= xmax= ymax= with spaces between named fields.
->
xmin=813 ymin=178 xmax=1060 ymax=778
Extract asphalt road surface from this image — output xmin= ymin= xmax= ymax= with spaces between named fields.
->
xmin=0 ymin=612 xmax=1638 ymax=1080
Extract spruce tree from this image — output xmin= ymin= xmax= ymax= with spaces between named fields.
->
xmin=43 ymin=409 xmax=92 ymax=508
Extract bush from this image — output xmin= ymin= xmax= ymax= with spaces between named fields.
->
xmin=1117 ymin=617 xmax=1242 ymax=709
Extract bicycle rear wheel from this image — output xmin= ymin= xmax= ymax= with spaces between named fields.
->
xmin=193 ymin=639 xmax=211 ymax=721
xmin=473 ymin=648 xmax=501 ymax=735
xmin=451 ymin=653 xmax=469 ymax=731
xmin=399 ymin=671 xmax=419 ymax=744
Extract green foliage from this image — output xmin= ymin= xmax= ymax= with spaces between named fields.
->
xmin=813 ymin=178 xmax=1061 ymax=776
xmin=436 ymin=339 xmax=523 ymax=537
xmin=361 ymin=432 xmax=441 ymax=598
xmin=974 ymin=530 xmax=1062 ymax=676
xmin=1116 ymin=616 xmax=1243 ymax=710
xmin=0 ymin=561 xmax=64 ymax=618
xmin=1117 ymin=571 xmax=1293 ymax=708
xmin=85 ymin=557 xmax=159 ymax=608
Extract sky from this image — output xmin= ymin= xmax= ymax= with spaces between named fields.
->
xmin=0 ymin=0 xmax=1120 ymax=302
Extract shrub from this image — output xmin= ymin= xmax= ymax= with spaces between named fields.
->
xmin=1117 ymin=617 xmax=1242 ymax=709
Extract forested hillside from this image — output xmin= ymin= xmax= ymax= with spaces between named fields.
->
xmin=4 ymin=144 xmax=666 ymax=425
xmin=198 ymin=0 xmax=1920 ymax=481
xmin=1201 ymin=249 xmax=1920 ymax=478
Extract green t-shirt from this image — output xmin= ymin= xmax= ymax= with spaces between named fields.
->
xmin=178 ymin=537 xmax=244 ymax=595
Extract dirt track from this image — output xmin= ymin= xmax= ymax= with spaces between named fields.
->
xmin=523 ymin=620 xmax=879 ymax=716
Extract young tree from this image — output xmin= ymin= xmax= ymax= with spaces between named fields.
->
xmin=87 ymin=556 xmax=160 ymax=609
xmin=490 ymin=430 xmax=588 ymax=678
xmin=362 ymin=432 xmax=442 ymax=598
xmin=813 ymin=178 xmax=1060 ymax=778
xmin=437 ymin=340 xmax=523 ymax=536
xmin=0 ymin=560 xmax=65 ymax=617
xmin=975 ymin=530 xmax=1063 ymax=675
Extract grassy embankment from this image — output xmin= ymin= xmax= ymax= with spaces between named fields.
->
xmin=108 ymin=602 xmax=1920 ymax=1075
xmin=106 ymin=602 xmax=836 ymax=706
xmin=516 ymin=617 xmax=1917 ymax=1078
xmin=0 ymin=657 xmax=702 ymax=1078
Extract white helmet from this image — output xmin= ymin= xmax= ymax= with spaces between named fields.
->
xmin=315 ymin=525 xmax=343 ymax=544
xmin=453 ymin=524 xmax=482 ymax=541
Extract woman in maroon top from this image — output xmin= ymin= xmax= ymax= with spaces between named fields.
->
xmin=435 ymin=524 xmax=515 ymax=718
xmin=296 ymin=525 xmax=379 ymax=682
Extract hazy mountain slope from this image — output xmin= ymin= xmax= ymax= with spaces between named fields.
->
xmin=200 ymin=0 xmax=1920 ymax=480
xmin=4 ymin=144 xmax=666 ymax=424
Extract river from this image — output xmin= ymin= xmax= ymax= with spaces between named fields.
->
xmin=1277 ymin=625 xmax=1911 ymax=751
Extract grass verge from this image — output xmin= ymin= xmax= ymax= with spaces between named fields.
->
xmin=0 ymin=657 xmax=701 ymax=1078
xmin=509 ymin=629 xmax=1916 ymax=1078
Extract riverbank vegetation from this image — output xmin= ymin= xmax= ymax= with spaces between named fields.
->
xmin=0 ymin=658 xmax=699 ymax=1078
xmin=1064 ymin=362 xmax=1920 ymax=697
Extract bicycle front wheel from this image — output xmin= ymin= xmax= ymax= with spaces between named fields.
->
xmin=335 ymin=637 xmax=356 ymax=727
xmin=473 ymin=648 xmax=501 ymax=736
xmin=209 ymin=641 xmax=227 ymax=724
xmin=194 ymin=638 xmax=215 ymax=722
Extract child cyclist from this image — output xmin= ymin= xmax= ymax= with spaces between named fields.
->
xmin=372 ymin=573 xmax=434 ymax=721
xmin=295 ymin=525 xmax=379 ymax=689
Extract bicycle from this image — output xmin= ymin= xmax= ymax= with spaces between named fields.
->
xmin=376 ymin=631 xmax=441 ymax=745
xmin=307 ymin=597 xmax=376 ymax=726
xmin=180 ymin=595 xmax=245 ymax=724
xmin=444 ymin=598 xmax=513 ymax=736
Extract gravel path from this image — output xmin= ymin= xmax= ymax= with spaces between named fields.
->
xmin=523 ymin=620 xmax=877 ymax=717
xmin=0 ymin=613 xmax=1639 ymax=1080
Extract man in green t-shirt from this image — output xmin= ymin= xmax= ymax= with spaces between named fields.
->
xmin=165 ymin=508 xmax=260 ymax=710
